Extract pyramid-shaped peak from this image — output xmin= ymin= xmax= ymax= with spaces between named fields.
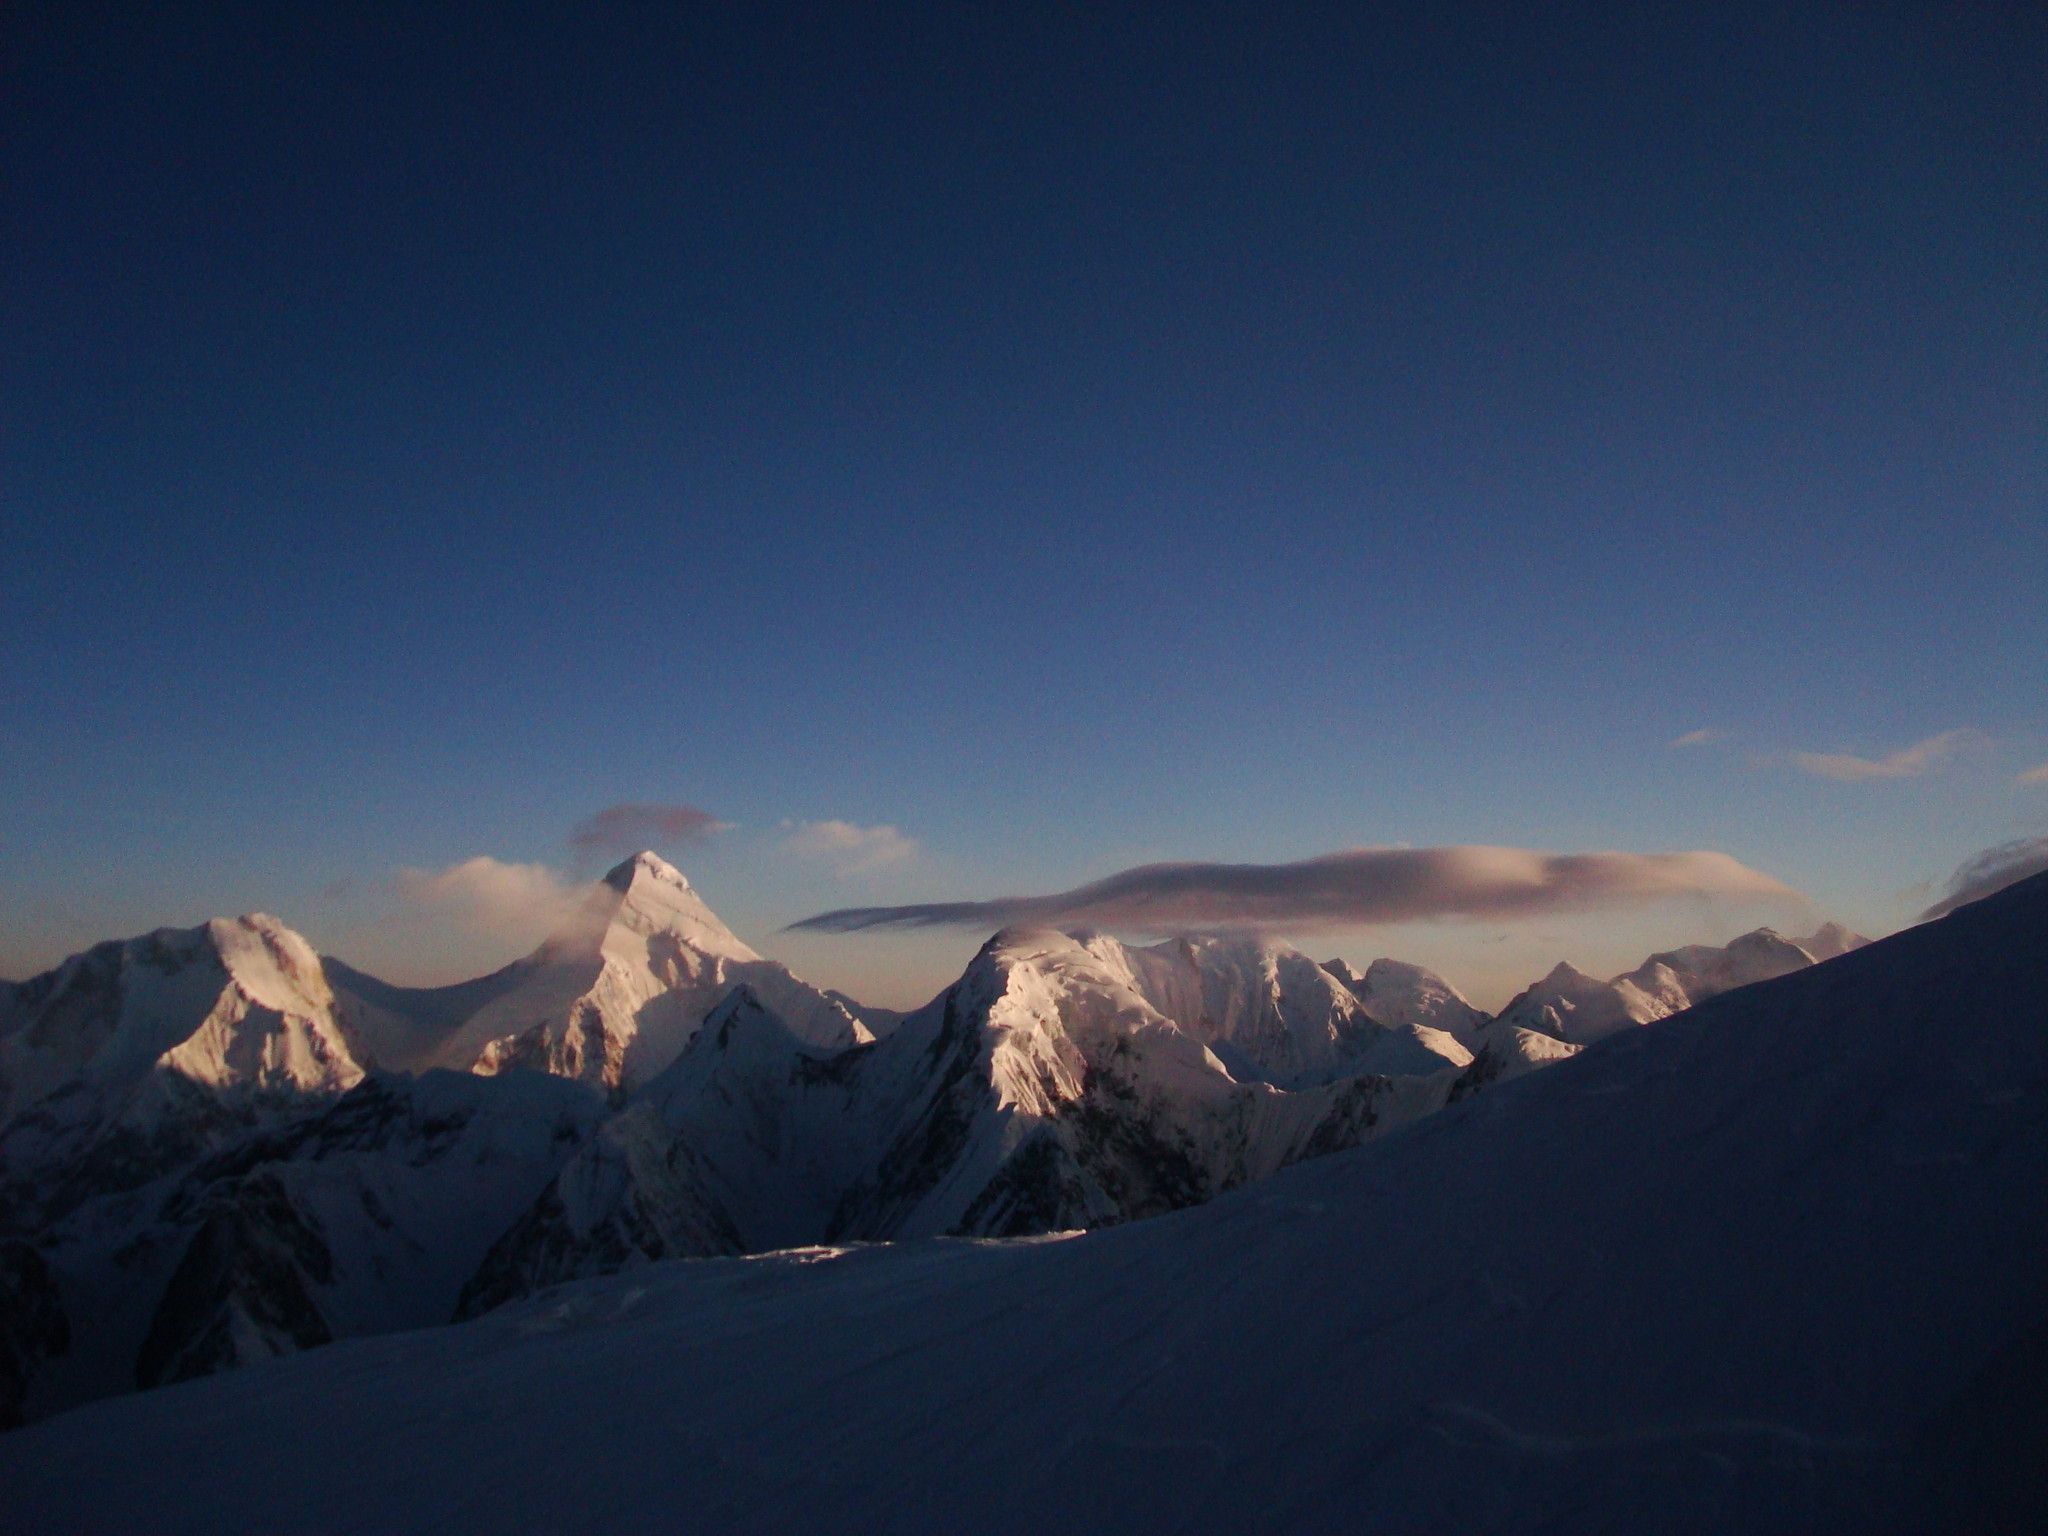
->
xmin=603 ymin=850 xmax=691 ymax=894
xmin=593 ymin=852 xmax=759 ymax=963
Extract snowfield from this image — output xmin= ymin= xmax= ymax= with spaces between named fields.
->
xmin=2 ymin=871 xmax=2040 ymax=1533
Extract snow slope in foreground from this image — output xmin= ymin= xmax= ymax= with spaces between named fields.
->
xmin=2 ymin=874 xmax=2042 ymax=1535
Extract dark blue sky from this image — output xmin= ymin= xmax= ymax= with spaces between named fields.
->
xmin=4 ymin=2 xmax=2043 ymax=1003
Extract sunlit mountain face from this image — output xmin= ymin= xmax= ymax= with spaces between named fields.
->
xmin=5 ymin=865 xmax=2044 ymax=1532
xmin=2 ymin=852 xmax=1874 ymax=1427
xmin=3 ymin=5 xmax=2040 ymax=1530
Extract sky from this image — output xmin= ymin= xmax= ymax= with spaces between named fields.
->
xmin=3 ymin=1 xmax=2043 ymax=1009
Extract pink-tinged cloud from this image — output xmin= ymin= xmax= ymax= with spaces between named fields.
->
xmin=2017 ymin=764 xmax=2048 ymax=787
xmin=782 ymin=820 xmax=918 ymax=875
xmin=1921 ymin=837 xmax=2048 ymax=920
xmin=1669 ymin=729 xmax=1725 ymax=748
xmin=569 ymin=803 xmax=720 ymax=857
xmin=395 ymin=857 xmax=594 ymax=936
xmin=1791 ymin=729 xmax=1979 ymax=782
xmin=788 ymin=845 xmax=1803 ymax=934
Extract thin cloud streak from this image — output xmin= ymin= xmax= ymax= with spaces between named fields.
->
xmin=788 ymin=845 xmax=1803 ymax=935
xmin=1669 ymin=729 xmax=1725 ymax=748
xmin=570 ymin=803 xmax=721 ymax=857
xmin=1921 ymin=837 xmax=2048 ymax=920
xmin=2017 ymin=764 xmax=2048 ymax=787
xmin=1791 ymin=729 xmax=1979 ymax=782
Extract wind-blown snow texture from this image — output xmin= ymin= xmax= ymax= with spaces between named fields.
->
xmin=2 ymin=873 xmax=2039 ymax=1533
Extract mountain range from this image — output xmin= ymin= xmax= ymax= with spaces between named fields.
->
xmin=1 ymin=851 xmax=1864 ymax=1429
xmin=2 ymin=865 xmax=2038 ymax=1533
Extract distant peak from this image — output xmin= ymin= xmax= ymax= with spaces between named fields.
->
xmin=603 ymin=850 xmax=688 ymax=894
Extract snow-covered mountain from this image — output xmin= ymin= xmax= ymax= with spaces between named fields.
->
xmin=458 ymin=927 xmax=1469 ymax=1312
xmin=1103 ymin=933 xmax=1390 ymax=1086
xmin=0 ymin=855 xmax=1866 ymax=1433
xmin=331 ymin=852 xmax=869 ymax=1091
xmin=0 ymin=855 xmax=873 ymax=1423
xmin=1322 ymin=955 xmax=1492 ymax=1044
xmin=5 ymin=876 xmax=2035 ymax=1533
xmin=0 ymin=916 xmax=373 ymax=1234
xmin=17 ymin=1068 xmax=606 ymax=1425
xmin=1487 ymin=924 xmax=1861 ymax=1046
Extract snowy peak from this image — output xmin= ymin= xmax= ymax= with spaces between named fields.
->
xmin=1492 ymin=960 xmax=1661 ymax=1046
xmin=1099 ymin=931 xmax=1386 ymax=1088
xmin=1613 ymin=928 xmax=1813 ymax=1016
xmin=596 ymin=852 xmax=761 ymax=966
xmin=0 ymin=915 xmax=368 ymax=1128
xmin=379 ymin=855 xmax=863 ymax=1093
xmin=1796 ymin=921 xmax=1869 ymax=961
xmin=1327 ymin=956 xmax=1491 ymax=1045
xmin=1491 ymin=926 xmax=1854 ymax=1047
xmin=0 ymin=915 xmax=374 ymax=1239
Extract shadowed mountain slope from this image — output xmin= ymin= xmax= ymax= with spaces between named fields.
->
xmin=4 ymin=874 xmax=2036 ymax=1534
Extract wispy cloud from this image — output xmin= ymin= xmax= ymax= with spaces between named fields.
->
xmin=1920 ymin=837 xmax=2048 ymax=920
xmin=789 ymin=845 xmax=1802 ymax=934
xmin=1669 ymin=729 xmax=1726 ymax=748
xmin=569 ymin=803 xmax=721 ymax=859
xmin=1790 ymin=729 xmax=1980 ymax=783
xmin=395 ymin=857 xmax=596 ymax=939
xmin=2018 ymin=764 xmax=2048 ymax=787
xmin=782 ymin=819 xmax=918 ymax=876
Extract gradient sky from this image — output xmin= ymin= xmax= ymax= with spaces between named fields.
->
xmin=4 ymin=2 xmax=2043 ymax=1008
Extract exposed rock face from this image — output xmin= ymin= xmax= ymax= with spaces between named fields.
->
xmin=13 ymin=1069 xmax=606 ymax=1424
xmin=0 ymin=859 xmax=874 ymax=1422
xmin=0 ymin=916 xmax=371 ymax=1235
xmin=21 ymin=856 xmax=1765 ymax=1422
xmin=460 ymin=932 xmax=1471 ymax=1310
xmin=133 ymin=1168 xmax=336 ymax=1389
xmin=14 ymin=873 xmax=2035 ymax=1536
xmin=0 ymin=1241 xmax=69 ymax=1429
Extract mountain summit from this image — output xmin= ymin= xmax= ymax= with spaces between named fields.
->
xmin=9 ymin=878 xmax=2037 ymax=1530
xmin=335 ymin=852 xmax=868 ymax=1092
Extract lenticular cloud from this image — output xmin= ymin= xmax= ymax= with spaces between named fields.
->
xmin=789 ymin=846 xmax=1802 ymax=934
xmin=569 ymin=803 xmax=720 ymax=857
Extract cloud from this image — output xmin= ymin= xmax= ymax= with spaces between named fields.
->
xmin=395 ymin=857 xmax=596 ymax=938
xmin=1669 ymin=729 xmax=1725 ymax=748
xmin=1790 ymin=729 xmax=1979 ymax=782
xmin=788 ymin=845 xmax=1802 ymax=935
xmin=1920 ymin=837 xmax=2048 ymax=920
xmin=782 ymin=820 xmax=918 ymax=876
xmin=569 ymin=803 xmax=721 ymax=858
xmin=2018 ymin=764 xmax=2048 ymax=787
